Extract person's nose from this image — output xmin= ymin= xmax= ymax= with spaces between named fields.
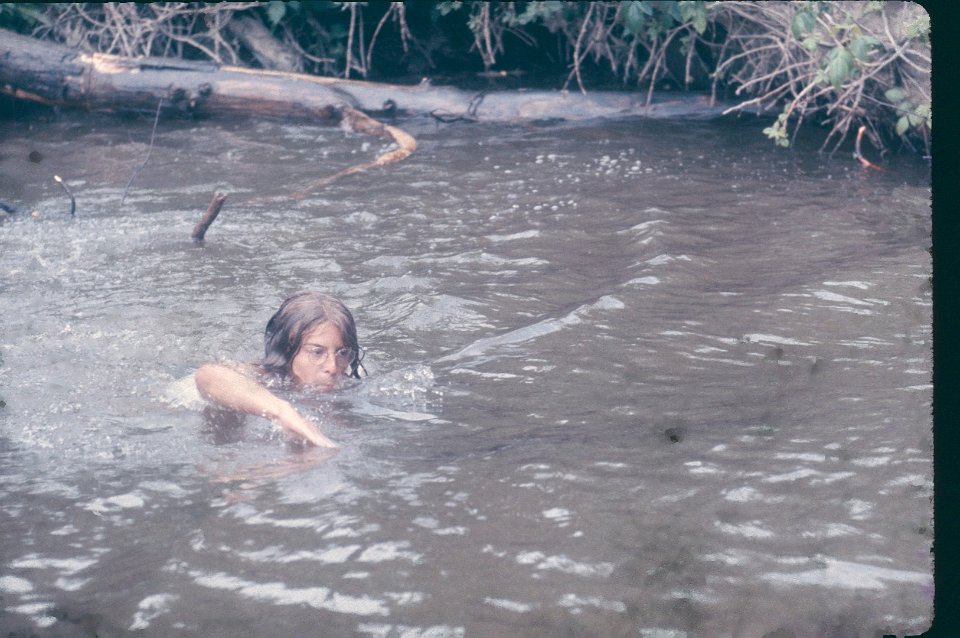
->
xmin=321 ymin=353 xmax=340 ymax=375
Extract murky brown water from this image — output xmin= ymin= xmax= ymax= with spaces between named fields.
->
xmin=0 ymin=108 xmax=932 ymax=637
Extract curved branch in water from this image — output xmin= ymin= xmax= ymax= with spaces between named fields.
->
xmin=290 ymin=106 xmax=416 ymax=199
xmin=53 ymin=175 xmax=76 ymax=216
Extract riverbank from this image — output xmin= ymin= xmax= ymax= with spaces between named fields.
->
xmin=0 ymin=2 xmax=930 ymax=156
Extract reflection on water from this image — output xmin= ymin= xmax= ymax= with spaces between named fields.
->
xmin=0 ymin=111 xmax=932 ymax=636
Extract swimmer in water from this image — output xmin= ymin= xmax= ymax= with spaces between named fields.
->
xmin=195 ymin=291 xmax=365 ymax=449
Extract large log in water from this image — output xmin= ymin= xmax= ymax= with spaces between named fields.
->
xmin=0 ymin=28 xmax=735 ymax=122
xmin=0 ymin=29 xmax=344 ymax=120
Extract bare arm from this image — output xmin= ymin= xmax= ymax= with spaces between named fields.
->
xmin=194 ymin=363 xmax=339 ymax=449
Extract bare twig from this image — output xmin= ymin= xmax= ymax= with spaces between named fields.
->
xmin=563 ymin=2 xmax=595 ymax=95
xmin=365 ymin=3 xmax=395 ymax=72
xmin=344 ymin=2 xmax=356 ymax=78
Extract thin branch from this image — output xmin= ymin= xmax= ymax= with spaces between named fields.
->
xmin=563 ymin=3 xmax=595 ymax=95
xmin=120 ymin=97 xmax=163 ymax=208
xmin=365 ymin=3 xmax=395 ymax=72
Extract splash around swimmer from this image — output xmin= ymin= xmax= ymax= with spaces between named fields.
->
xmin=195 ymin=291 xmax=365 ymax=449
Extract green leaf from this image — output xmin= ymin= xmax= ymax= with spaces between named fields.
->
xmin=266 ymin=1 xmax=286 ymax=25
xmin=437 ymin=1 xmax=464 ymax=16
xmin=896 ymin=116 xmax=910 ymax=136
xmin=827 ymin=47 xmax=853 ymax=90
xmin=849 ymin=37 xmax=872 ymax=61
xmin=623 ymin=1 xmax=647 ymax=35
xmin=660 ymin=1 xmax=682 ymax=24
xmin=679 ymin=1 xmax=708 ymax=33
xmin=802 ymin=36 xmax=820 ymax=52
xmin=542 ymin=1 xmax=564 ymax=16
xmin=884 ymin=87 xmax=907 ymax=103
xmin=693 ymin=12 xmax=707 ymax=35
xmin=907 ymin=14 xmax=930 ymax=42
xmin=791 ymin=10 xmax=816 ymax=39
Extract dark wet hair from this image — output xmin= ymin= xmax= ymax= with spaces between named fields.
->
xmin=261 ymin=291 xmax=364 ymax=380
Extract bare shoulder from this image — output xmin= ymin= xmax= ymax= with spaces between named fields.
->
xmin=195 ymin=361 xmax=261 ymax=388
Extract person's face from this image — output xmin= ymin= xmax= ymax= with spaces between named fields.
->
xmin=289 ymin=321 xmax=351 ymax=389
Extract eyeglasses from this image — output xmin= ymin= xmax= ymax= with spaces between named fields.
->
xmin=302 ymin=345 xmax=357 ymax=365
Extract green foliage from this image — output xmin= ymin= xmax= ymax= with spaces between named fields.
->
xmin=622 ymin=1 xmax=649 ymax=36
xmin=266 ymin=1 xmax=292 ymax=26
xmin=762 ymin=113 xmax=791 ymax=148
xmin=619 ymin=1 xmax=706 ymax=40
xmin=906 ymin=11 xmax=930 ymax=43
xmin=436 ymin=1 xmax=463 ymax=17
xmin=679 ymin=1 xmax=708 ymax=35
xmin=502 ymin=1 xmax=563 ymax=27
xmin=738 ymin=1 xmax=929 ymax=153
xmin=825 ymin=46 xmax=854 ymax=91
xmin=885 ymin=87 xmax=931 ymax=137
xmin=791 ymin=9 xmax=816 ymax=39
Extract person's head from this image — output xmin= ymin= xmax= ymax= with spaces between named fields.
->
xmin=261 ymin=291 xmax=364 ymax=388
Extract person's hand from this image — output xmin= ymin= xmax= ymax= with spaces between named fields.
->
xmin=274 ymin=402 xmax=340 ymax=449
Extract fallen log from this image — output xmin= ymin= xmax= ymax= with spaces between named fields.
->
xmin=0 ymin=28 xmax=745 ymax=123
xmin=0 ymin=29 xmax=345 ymax=121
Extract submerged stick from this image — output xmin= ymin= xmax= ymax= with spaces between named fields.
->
xmin=192 ymin=192 xmax=227 ymax=242
xmin=53 ymin=175 xmax=75 ymax=216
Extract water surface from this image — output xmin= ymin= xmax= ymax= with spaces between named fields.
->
xmin=0 ymin=110 xmax=932 ymax=636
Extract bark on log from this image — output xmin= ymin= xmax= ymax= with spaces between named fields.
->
xmin=0 ymin=29 xmax=344 ymax=120
xmin=0 ymin=29 xmax=745 ymax=123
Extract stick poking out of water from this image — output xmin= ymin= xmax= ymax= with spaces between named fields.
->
xmin=853 ymin=126 xmax=886 ymax=172
xmin=192 ymin=192 xmax=227 ymax=242
xmin=53 ymin=175 xmax=76 ymax=216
